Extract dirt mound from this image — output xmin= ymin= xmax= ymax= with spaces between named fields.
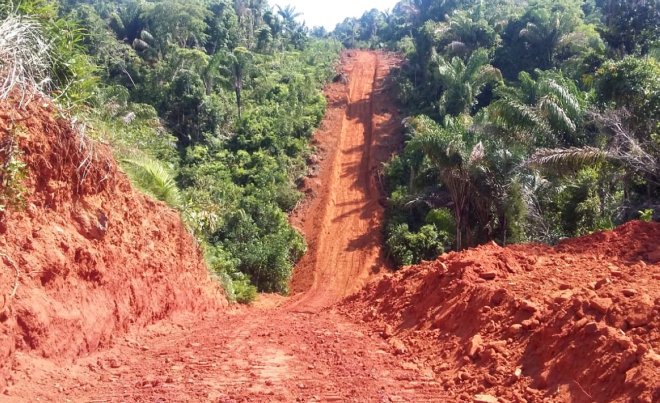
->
xmin=342 ymin=221 xmax=660 ymax=402
xmin=0 ymin=99 xmax=225 ymax=392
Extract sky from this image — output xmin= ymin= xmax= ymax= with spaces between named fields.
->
xmin=271 ymin=0 xmax=400 ymax=30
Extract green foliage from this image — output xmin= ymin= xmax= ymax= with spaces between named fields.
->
xmin=595 ymin=0 xmax=660 ymax=56
xmin=386 ymin=222 xmax=447 ymax=267
xmin=333 ymin=0 xmax=658 ymax=266
xmin=433 ymin=48 xmax=503 ymax=116
xmin=425 ymin=208 xmax=456 ymax=235
xmin=0 ymin=128 xmax=28 ymax=213
xmin=596 ymin=56 xmax=660 ymax=139
xmin=6 ymin=0 xmax=340 ymax=300
xmin=121 ymin=157 xmax=181 ymax=208
xmin=639 ymin=209 xmax=653 ymax=223
xmin=554 ymin=167 xmax=620 ymax=236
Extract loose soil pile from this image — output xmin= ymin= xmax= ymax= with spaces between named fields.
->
xmin=0 ymin=99 xmax=224 ymax=392
xmin=343 ymin=221 xmax=660 ymax=402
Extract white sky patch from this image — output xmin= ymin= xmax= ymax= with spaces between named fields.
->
xmin=271 ymin=0 xmax=400 ymax=30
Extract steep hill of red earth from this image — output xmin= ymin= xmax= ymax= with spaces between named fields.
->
xmin=343 ymin=221 xmax=660 ymax=402
xmin=289 ymin=50 xmax=402 ymax=310
xmin=0 ymin=99 xmax=225 ymax=392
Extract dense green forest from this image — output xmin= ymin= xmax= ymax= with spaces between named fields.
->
xmin=1 ymin=0 xmax=658 ymax=296
xmin=0 ymin=0 xmax=340 ymax=302
xmin=334 ymin=0 xmax=659 ymax=266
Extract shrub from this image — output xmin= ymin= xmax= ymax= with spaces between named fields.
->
xmin=386 ymin=222 xmax=447 ymax=267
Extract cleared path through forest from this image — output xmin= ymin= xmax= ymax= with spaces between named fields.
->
xmin=290 ymin=50 xmax=398 ymax=311
xmin=9 ymin=51 xmax=448 ymax=401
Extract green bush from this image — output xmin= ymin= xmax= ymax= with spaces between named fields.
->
xmin=386 ymin=222 xmax=447 ymax=267
xmin=425 ymin=208 xmax=456 ymax=238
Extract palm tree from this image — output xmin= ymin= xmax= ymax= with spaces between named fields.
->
xmin=407 ymin=115 xmax=487 ymax=250
xmin=276 ymin=4 xmax=301 ymax=33
xmin=435 ymin=10 xmax=499 ymax=58
xmin=487 ymin=71 xmax=585 ymax=147
xmin=217 ymin=47 xmax=253 ymax=119
xmin=433 ymin=48 xmax=502 ymax=116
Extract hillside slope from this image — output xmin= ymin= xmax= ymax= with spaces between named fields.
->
xmin=0 ymin=99 xmax=225 ymax=391
xmin=289 ymin=50 xmax=401 ymax=310
xmin=343 ymin=221 xmax=660 ymax=402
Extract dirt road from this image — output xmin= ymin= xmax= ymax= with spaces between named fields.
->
xmin=290 ymin=50 xmax=399 ymax=311
xmin=8 ymin=51 xmax=449 ymax=401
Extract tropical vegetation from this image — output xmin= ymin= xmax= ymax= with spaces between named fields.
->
xmin=334 ymin=0 xmax=659 ymax=266
xmin=1 ymin=0 xmax=340 ymax=302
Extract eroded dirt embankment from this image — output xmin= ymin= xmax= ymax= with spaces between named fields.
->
xmin=343 ymin=221 xmax=660 ymax=402
xmin=0 ymin=100 xmax=225 ymax=391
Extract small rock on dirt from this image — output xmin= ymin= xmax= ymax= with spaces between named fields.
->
xmin=479 ymin=271 xmax=497 ymax=280
xmin=519 ymin=299 xmax=539 ymax=313
xmin=590 ymin=297 xmax=613 ymax=314
xmin=467 ymin=334 xmax=483 ymax=358
xmin=622 ymin=289 xmax=637 ymax=297
xmin=388 ymin=337 xmax=406 ymax=355
xmin=382 ymin=324 xmax=394 ymax=339
xmin=473 ymin=393 xmax=499 ymax=403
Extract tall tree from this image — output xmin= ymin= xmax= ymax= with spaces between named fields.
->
xmin=408 ymin=115 xmax=485 ymax=250
xmin=219 ymin=46 xmax=253 ymax=119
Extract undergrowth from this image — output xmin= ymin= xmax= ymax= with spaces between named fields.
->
xmin=0 ymin=125 xmax=27 ymax=215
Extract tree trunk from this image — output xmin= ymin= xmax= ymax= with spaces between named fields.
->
xmin=235 ymin=86 xmax=242 ymax=120
xmin=454 ymin=204 xmax=462 ymax=250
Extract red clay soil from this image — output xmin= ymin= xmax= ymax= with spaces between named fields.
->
xmin=0 ymin=99 xmax=225 ymax=393
xmin=342 ymin=221 xmax=660 ymax=402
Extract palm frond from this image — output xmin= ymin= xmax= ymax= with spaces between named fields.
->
xmin=541 ymin=79 xmax=581 ymax=117
xmin=526 ymin=147 xmax=608 ymax=173
xmin=519 ymin=22 xmax=542 ymax=43
xmin=445 ymin=41 xmax=467 ymax=54
xmin=490 ymin=97 xmax=549 ymax=135
xmin=474 ymin=65 xmax=502 ymax=89
xmin=122 ymin=157 xmax=181 ymax=208
xmin=464 ymin=48 xmax=489 ymax=80
xmin=539 ymin=96 xmax=576 ymax=133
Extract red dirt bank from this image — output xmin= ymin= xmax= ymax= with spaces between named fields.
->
xmin=0 ymin=99 xmax=225 ymax=392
